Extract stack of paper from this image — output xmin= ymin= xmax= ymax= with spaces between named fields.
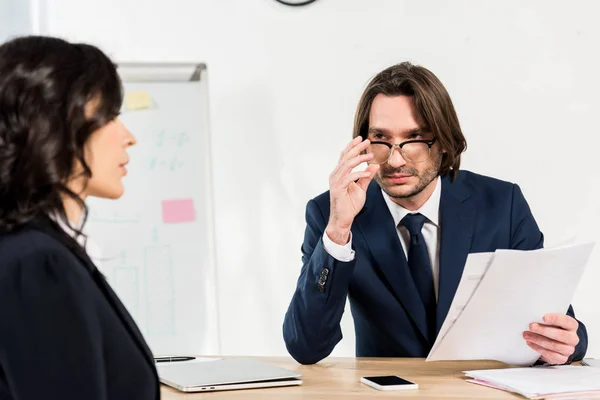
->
xmin=464 ymin=366 xmax=600 ymax=399
xmin=427 ymin=243 xmax=595 ymax=365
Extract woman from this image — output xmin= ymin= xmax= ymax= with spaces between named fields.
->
xmin=0 ymin=36 xmax=159 ymax=399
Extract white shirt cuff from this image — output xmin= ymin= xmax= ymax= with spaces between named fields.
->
xmin=322 ymin=231 xmax=356 ymax=262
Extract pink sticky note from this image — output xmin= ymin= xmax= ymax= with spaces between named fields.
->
xmin=162 ymin=199 xmax=196 ymax=224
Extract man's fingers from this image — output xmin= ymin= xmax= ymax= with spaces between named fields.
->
xmin=331 ymin=153 xmax=374 ymax=184
xmin=340 ymin=138 xmax=371 ymax=164
xmin=339 ymin=153 xmax=374 ymax=177
xmin=356 ymin=164 xmax=380 ymax=191
xmin=332 ymin=137 xmax=366 ymax=177
xmin=339 ymin=136 xmax=364 ymax=162
xmin=529 ymin=323 xmax=579 ymax=346
xmin=340 ymin=170 xmax=376 ymax=187
xmin=526 ymin=341 xmax=569 ymax=365
xmin=523 ymin=331 xmax=575 ymax=357
xmin=543 ymin=314 xmax=579 ymax=332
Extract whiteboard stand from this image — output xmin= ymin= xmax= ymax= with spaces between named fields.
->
xmin=85 ymin=62 xmax=221 ymax=356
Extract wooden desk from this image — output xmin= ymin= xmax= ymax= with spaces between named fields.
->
xmin=161 ymin=357 xmax=521 ymax=399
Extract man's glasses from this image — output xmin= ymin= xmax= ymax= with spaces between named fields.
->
xmin=367 ymin=138 xmax=437 ymax=164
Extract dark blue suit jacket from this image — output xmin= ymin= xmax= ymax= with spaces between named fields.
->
xmin=283 ymin=170 xmax=587 ymax=364
xmin=0 ymin=217 xmax=159 ymax=400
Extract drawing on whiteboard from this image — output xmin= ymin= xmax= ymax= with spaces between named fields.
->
xmin=177 ymin=132 xmax=190 ymax=148
xmin=113 ymin=266 xmax=139 ymax=319
xmin=151 ymin=226 xmax=159 ymax=243
xmin=155 ymin=130 xmax=190 ymax=148
xmin=156 ymin=130 xmax=166 ymax=147
xmin=144 ymin=245 xmax=176 ymax=335
xmin=88 ymin=209 xmax=141 ymax=224
xmin=148 ymin=156 xmax=184 ymax=172
xmin=169 ymin=158 xmax=184 ymax=171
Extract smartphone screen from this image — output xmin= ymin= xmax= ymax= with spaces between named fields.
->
xmin=363 ymin=376 xmax=415 ymax=386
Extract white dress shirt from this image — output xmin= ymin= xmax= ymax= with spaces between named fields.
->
xmin=323 ymin=177 xmax=442 ymax=298
xmin=51 ymin=213 xmax=103 ymax=268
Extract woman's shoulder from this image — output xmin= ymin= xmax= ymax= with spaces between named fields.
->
xmin=0 ymin=227 xmax=84 ymax=282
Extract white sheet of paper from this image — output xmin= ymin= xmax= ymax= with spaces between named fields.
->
xmin=427 ymin=243 xmax=595 ymax=365
xmin=464 ymin=366 xmax=600 ymax=398
xmin=429 ymin=252 xmax=495 ymax=355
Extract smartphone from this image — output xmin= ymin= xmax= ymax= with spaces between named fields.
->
xmin=360 ymin=375 xmax=418 ymax=391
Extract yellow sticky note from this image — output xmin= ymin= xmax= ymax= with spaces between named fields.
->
xmin=124 ymin=91 xmax=152 ymax=111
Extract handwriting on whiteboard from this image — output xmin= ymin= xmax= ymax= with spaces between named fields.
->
xmin=155 ymin=130 xmax=191 ymax=148
xmin=148 ymin=156 xmax=185 ymax=172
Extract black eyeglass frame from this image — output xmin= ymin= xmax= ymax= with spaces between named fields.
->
xmin=368 ymin=137 xmax=437 ymax=164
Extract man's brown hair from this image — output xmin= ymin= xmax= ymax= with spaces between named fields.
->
xmin=353 ymin=62 xmax=467 ymax=180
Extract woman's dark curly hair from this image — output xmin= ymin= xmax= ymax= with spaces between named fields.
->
xmin=0 ymin=36 xmax=123 ymax=241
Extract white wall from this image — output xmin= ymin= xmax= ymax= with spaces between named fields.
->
xmin=40 ymin=0 xmax=600 ymax=357
xmin=0 ymin=0 xmax=33 ymax=40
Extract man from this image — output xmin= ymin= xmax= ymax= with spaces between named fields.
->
xmin=283 ymin=62 xmax=587 ymax=365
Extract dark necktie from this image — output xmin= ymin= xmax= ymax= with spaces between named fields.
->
xmin=401 ymin=213 xmax=436 ymax=342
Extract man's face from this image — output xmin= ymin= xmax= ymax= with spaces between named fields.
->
xmin=367 ymin=94 xmax=443 ymax=200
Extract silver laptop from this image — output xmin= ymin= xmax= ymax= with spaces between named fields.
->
xmin=156 ymin=358 xmax=303 ymax=392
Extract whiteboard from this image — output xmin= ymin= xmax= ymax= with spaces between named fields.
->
xmin=85 ymin=63 xmax=219 ymax=356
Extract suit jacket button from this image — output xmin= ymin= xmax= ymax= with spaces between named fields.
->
xmin=317 ymin=281 xmax=325 ymax=293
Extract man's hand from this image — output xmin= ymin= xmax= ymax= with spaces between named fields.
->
xmin=523 ymin=313 xmax=579 ymax=365
xmin=325 ymin=136 xmax=379 ymax=245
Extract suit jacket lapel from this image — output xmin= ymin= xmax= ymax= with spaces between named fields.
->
xmin=355 ymin=182 xmax=430 ymax=342
xmin=92 ymin=270 xmax=157 ymax=366
xmin=31 ymin=217 xmax=156 ymax=368
xmin=436 ymin=174 xmax=476 ymax=334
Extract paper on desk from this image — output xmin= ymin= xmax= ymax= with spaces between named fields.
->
xmin=430 ymin=252 xmax=495 ymax=355
xmin=464 ymin=366 xmax=600 ymax=399
xmin=427 ymin=243 xmax=595 ymax=365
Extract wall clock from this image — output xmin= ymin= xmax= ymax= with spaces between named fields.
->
xmin=274 ymin=0 xmax=318 ymax=6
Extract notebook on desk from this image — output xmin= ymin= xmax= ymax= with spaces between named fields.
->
xmin=156 ymin=358 xmax=303 ymax=392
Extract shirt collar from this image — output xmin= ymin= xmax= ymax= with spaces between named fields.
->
xmin=381 ymin=176 xmax=442 ymax=227
xmin=48 ymin=212 xmax=86 ymax=246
